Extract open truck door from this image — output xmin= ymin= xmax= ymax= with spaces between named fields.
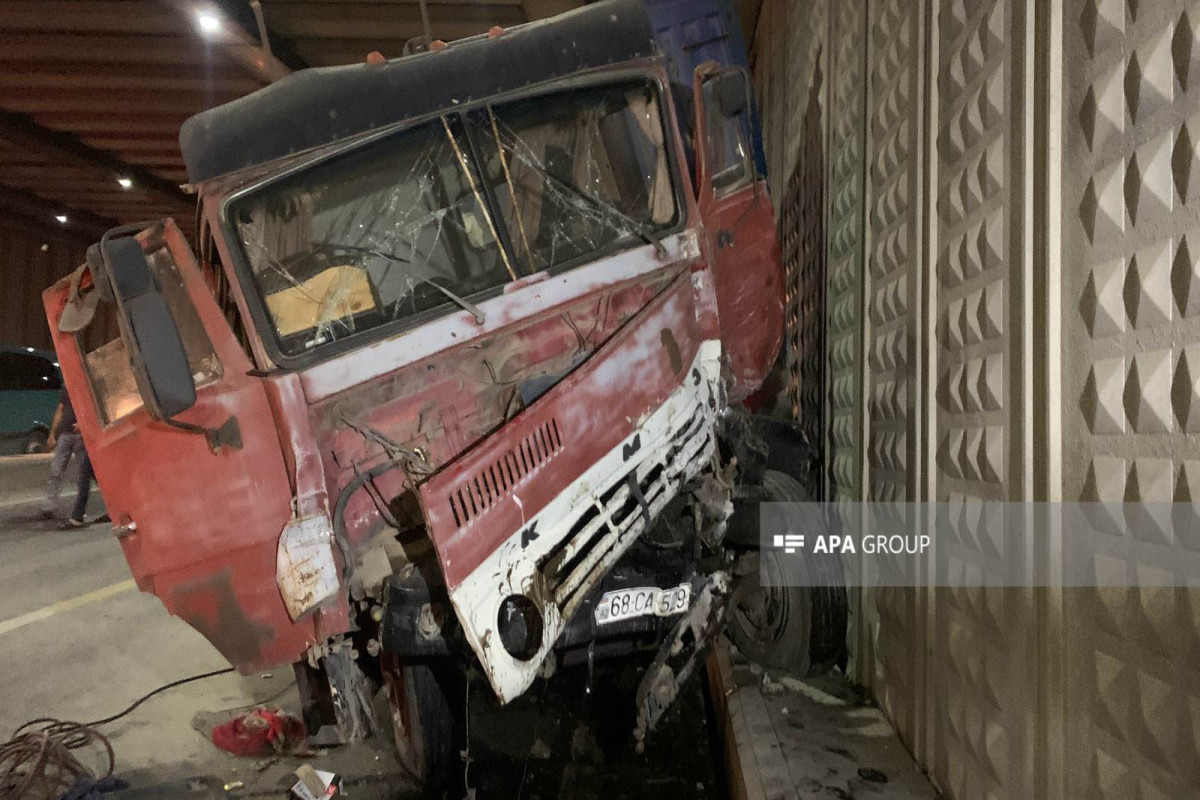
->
xmin=692 ymin=63 xmax=784 ymax=401
xmin=44 ymin=219 xmax=320 ymax=670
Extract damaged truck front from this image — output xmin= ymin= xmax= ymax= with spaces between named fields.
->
xmin=43 ymin=0 xmax=801 ymax=789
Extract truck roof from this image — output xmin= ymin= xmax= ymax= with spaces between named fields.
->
xmin=179 ymin=0 xmax=657 ymax=185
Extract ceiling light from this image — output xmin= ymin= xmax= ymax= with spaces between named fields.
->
xmin=197 ymin=11 xmax=221 ymax=34
xmin=117 ymin=177 xmax=133 ymax=189
xmin=54 ymin=214 xmax=68 ymax=224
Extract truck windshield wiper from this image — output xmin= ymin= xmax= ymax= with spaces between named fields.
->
xmin=417 ymin=276 xmax=487 ymax=324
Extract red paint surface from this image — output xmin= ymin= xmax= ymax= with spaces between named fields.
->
xmin=692 ymin=66 xmax=785 ymax=401
xmin=43 ymin=221 xmax=320 ymax=671
xmin=310 ymin=269 xmax=678 ymax=554
xmin=418 ymin=270 xmax=699 ymax=590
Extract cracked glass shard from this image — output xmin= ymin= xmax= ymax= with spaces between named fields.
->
xmin=473 ymin=79 xmax=676 ymax=273
xmin=231 ymin=118 xmax=510 ymax=356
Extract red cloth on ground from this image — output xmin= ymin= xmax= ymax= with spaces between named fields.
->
xmin=210 ymin=708 xmax=306 ymax=757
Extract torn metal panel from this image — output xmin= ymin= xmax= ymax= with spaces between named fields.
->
xmin=308 ymin=267 xmax=682 ymax=556
xmin=633 ymin=570 xmax=729 ymax=748
xmin=433 ymin=340 xmax=721 ymax=703
xmin=419 ymin=270 xmax=702 ymax=590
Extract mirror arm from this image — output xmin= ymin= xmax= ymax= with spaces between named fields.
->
xmin=161 ymin=414 xmax=242 ymax=454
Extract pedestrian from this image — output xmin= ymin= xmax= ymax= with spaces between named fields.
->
xmin=40 ymin=386 xmax=95 ymax=527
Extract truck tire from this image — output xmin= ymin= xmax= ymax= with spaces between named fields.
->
xmin=728 ymin=470 xmax=848 ymax=675
xmin=385 ymin=659 xmax=465 ymax=798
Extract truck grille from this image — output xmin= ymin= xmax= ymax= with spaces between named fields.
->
xmin=539 ymin=402 xmax=714 ymax=619
xmin=448 ymin=419 xmax=563 ymax=527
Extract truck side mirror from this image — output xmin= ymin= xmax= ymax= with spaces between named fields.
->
xmin=101 ymin=233 xmax=197 ymax=420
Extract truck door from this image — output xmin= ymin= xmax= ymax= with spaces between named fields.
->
xmin=46 ymin=219 xmax=318 ymax=670
xmin=692 ymin=63 xmax=785 ymax=401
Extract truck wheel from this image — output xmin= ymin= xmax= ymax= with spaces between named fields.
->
xmin=728 ymin=470 xmax=847 ymax=675
xmin=384 ymin=658 xmax=465 ymax=798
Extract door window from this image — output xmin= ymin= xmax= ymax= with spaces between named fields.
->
xmin=702 ymin=73 xmax=754 ymax=197
xmin=82 ymin=242 xmax=221 ymax=425
xmin=472 ymin=78 xmax=679 ymax=273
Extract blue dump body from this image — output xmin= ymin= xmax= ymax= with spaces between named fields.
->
xmin=641 ymin=0 xmax=767 ymax=177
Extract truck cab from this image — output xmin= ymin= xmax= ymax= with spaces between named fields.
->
xmin=42 ymin=0 xmax=785 ymax=788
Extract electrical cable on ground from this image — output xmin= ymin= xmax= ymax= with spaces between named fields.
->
xmin=0 ymin=719 xmax=114 ymax=800
xmin=84 ymin=666 xmax=235 ymax=728
xmin=1 ymin=666 xmax=236 ymax=799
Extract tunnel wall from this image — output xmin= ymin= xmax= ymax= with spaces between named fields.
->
xmin=0 ymin=211 xmax=122 ymax=353
xmin=751 ymin=1 xmax=1200 ymax=798
xmin=0 ymin=212 xmax=89 ymax=350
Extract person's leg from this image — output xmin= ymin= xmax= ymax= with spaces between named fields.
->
xmin=68 ymin=449 xmax=93 ymax=525
xmin=41 ymin=432 xmax=78 ymax=517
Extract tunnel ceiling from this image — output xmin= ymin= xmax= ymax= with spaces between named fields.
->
xmin=0 ymin=0 xmax=581 ymax=240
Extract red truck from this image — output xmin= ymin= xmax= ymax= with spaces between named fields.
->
xmin=44 ymin=0 xmax=842 ymax=791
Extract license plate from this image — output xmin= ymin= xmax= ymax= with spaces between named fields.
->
xmin=594 ymin=583 xmax=692 ymax=626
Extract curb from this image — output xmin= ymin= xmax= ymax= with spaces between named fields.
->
xmin=706 ymin=636 xmax=799 ymax=800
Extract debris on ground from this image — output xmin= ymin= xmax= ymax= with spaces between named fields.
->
xmin=210 ymin=708 xmax=307 ymax=757
xmin=568 ymin=725 xmax=603 ymax=764
xmin=530 ymin=738 xmax=552 ymax=760
xmin=778 ymin=675 xmax=848 ymax=706
xmin=760 ymin=674 xmax=785 ymax=695
xmin=289 ymin=764 xmax=342 ymax=799
xmin=858 ymin=767 xmax=889 ymax=783
xmin=712 ymin=639 xmax=939 ymax=800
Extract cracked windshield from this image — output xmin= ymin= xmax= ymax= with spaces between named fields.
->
xmin=230 ymin=78 xmax=677 ymax=357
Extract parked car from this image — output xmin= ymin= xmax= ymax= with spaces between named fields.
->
xmin=0 ymin=346 xmax=62 ymax=455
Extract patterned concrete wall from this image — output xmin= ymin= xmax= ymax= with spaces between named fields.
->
xmin=930 ymin=0 xmax=1037 ymax=797
xmin=825 ymin=0 xmax=870 ymax=684
xmin=749 ymin=0 xmax=1200 ymax=797
xmin=1063 ymin=1 xmax=1200 ymax=797
xmin=826 ymin=1 xmax=867 ymax=507
xmin=863 ymin=0 xmax=926 ymax=752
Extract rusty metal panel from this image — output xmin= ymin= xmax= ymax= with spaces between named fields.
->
xmin=1062 ymin=0 xmax=1200 ymax=797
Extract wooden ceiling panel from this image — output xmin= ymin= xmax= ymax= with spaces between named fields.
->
xmin=0 ymin=0 xmax=574 ymax=229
